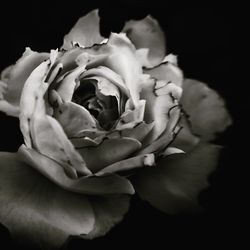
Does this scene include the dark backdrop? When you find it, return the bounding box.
[0,2,245,249]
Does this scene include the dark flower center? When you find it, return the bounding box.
[72,79,119,130]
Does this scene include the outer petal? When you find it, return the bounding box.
[180,79,232,141]
[0,48,49,116]
[19,50,58,147]
[122,15,166,66]
[0,152,95,249]
[133,143,222,214]
[62,9,105,50]
[81,195,130,239]
[18,145,135,195]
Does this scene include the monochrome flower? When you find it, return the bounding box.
[0,9,232,249]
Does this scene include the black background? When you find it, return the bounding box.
[0,1,246,249]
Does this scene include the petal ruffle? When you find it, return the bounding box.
[0,152,95,249]
[180,79,232,141]
[140,77,182,144]
[133,143,222,214]
[19,145,135,195]
[0,48,49,117]
[62,9,105,50]
[122,15,166,66]
[144,60,183,87]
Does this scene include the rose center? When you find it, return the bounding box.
[72,79,119,130]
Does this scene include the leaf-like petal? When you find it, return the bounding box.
[133,143,222,214]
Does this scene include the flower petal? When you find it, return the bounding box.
[31,114,91,177]
[81,195,130,239]
[122,15,166,66]
[76,137,142,173]
[133,143,222,214]
[82,33,143,108]
[53,101,98,138]
[55,64,86,102]
[140,77,182,144]
[0,48,49,117]
[95,154,155,176]
[19,145,135,195]
[62,9,105,50]
[0,152,95,249]
[145,61,183,87]
[180,79,232,141]
[19,50,58,147]
[81,66,128,96]
[171,113,200,152]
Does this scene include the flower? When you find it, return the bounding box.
[0,9,232,249]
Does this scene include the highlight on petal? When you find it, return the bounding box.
[180,79,232,141]
[0,48,49,117]
[0,152,95,249]
[81,195,130,239]
[18,145,135,195]
[133,143,222,214]
[122,15,166,66]
[62,9,105,50]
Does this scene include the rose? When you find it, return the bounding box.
[0,9,232,249]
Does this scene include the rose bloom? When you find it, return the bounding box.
[0,10,231,249]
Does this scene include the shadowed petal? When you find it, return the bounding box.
[171,114,200,152]
[62,9,105,50]
[0,152,95,249]
[122,15,166,66]
[180,79,232,141]
[133,143,222,214]
[18,145,135,195]
[82,195,130,239]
